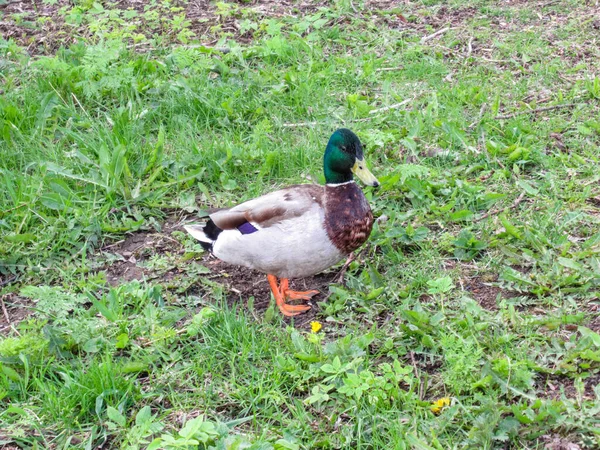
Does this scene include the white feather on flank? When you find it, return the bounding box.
[183,224,213,243]
[212,202,344,279]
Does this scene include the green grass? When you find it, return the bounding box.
[1,0,600,448]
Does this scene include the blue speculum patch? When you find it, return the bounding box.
[237,222,258,234]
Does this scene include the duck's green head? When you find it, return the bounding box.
[323,128,379,186]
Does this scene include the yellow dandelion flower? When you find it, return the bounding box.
[430,397,451,414]
[310,321,322,333]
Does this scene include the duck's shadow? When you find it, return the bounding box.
[96,226,340,330]
[200,257,338,328]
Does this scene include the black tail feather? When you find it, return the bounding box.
[201,219,223,252]
[203,219,223,240]
[199,241,213,252]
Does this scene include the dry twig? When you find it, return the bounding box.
[335,252,357,284]
[420,27,451,44]
[468,103,488,130]
[0,275,18,288]
[409,351,425,400]
[102,239,126,250]
[375,66,404,72]
[1,297,11,327]
[474,192,526,222]
[282,98,414,127]
[494,103,576,120]
[368,98,412,115]
[465,36,474,59]
[282,121,319,128]
[335,247,371,284]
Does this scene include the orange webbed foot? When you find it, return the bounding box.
[267,275,314,317]
[279,302,311,316]
[284,289,320,301]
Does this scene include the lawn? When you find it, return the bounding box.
[1,0,600,448]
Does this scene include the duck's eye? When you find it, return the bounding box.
[340,146,347,151]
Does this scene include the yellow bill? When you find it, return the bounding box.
[352,159,379,187]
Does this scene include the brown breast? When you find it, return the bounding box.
[324,182,374,254]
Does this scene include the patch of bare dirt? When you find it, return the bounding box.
[412,351,443,373]
[425,5,478,29]
[499,4,600,70]
[587,195,600,209]
[372,3,480,42]
[463,274,503,310]
[0,443,21,450]
[186,0,322,46]
[97,222,339,329]
[0,0,495,57]
[542,434,583,450]
[203,259,338,328]
[0,293,34,335]
[584,303,600,332]
[105,261,148,285]
[538,372,600,402]
[1,0,323,54]
[101,228,185,286]
[0,0,75,54]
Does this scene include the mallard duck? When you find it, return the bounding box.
[185,128,379,316]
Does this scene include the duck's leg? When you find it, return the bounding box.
[267,275,311,316]
[280,278,320,301]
